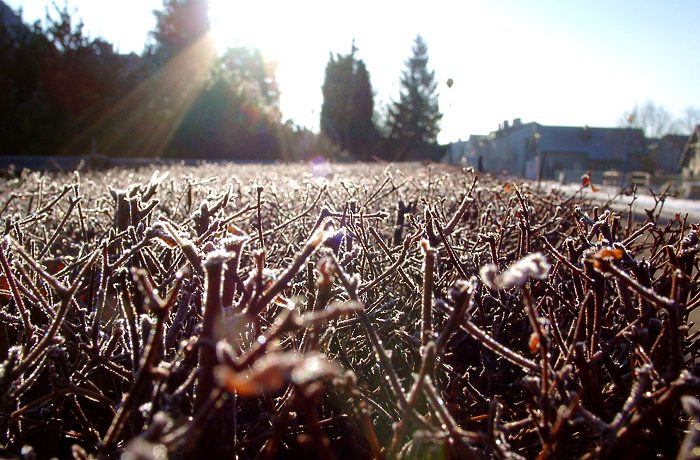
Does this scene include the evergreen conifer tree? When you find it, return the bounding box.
[387,35,442,160]
[320,42,377,160]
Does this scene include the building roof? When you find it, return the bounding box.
[533,124,645,162]
[0,1,29,41]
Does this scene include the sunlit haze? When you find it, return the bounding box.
[7,0,700,143]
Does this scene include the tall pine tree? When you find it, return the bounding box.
[387,35,442,160]
[320,42,377,160]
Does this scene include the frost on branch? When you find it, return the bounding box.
[479,252,550,289]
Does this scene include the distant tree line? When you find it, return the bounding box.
[0,3,147,155]
[0,0,319,160]
[0,0,445,161]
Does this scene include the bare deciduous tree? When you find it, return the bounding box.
[619,101,678,137]
[679,106,700,134]
[619,101,700,137]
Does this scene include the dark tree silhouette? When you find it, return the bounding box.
[168,47,284,160]
[0,13,60,154]
[43,6,143,129]
[387,35,442,161]
[0,3,144,155]
[321,42,377,160]
[149,0,210,65]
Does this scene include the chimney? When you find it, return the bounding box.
[503,120,509,130]
[513,118,522,128]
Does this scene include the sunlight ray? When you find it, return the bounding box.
[62,33,217,157]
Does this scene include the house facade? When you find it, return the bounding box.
[648,134,688,174]
[443,135,484,168]
[446,119,647,182]
[680,126,700,179]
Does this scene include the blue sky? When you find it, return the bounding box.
[6,0,700,143]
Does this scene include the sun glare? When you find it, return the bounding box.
[208,0,291,60]
[207,1,326,129]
